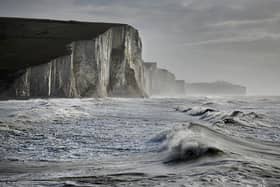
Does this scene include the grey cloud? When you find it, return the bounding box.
[183,32,280,46]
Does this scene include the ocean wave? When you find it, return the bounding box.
[175,105,272,128]
[175,106,217,116]
[164,140,222,163]
[151,124,223,163]
[151,123,280,164]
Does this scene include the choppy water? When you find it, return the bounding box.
[0,96,280,186]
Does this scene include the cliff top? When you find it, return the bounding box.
[0,17,127,71]
[0,17,133,88]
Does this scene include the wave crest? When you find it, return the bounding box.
[152,123,280,164]
[175,105,270,128]
[175,106,216,116]
[151,124,223,163]
[164,139,222,163]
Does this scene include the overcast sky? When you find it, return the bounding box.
[1,0,280,95]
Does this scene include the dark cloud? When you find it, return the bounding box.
[0,0,279,94]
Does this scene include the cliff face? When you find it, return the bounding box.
[109,26,145,97]
[143,62,186,97]
[73,30,112,97]
[143,62,157,96]
[152,68,177,96]
[0,18,146,98]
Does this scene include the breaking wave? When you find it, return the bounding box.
[175,105,272,128]
[151,123,280,164]
[151,123,223,163]
[175,106,216,116]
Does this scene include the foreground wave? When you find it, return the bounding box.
[152,123,280,165]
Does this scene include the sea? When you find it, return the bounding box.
[0,96,280,186]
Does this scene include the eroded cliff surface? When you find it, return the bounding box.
[109,26,145,97]
[143,62,186,97]
[0,18,146,98]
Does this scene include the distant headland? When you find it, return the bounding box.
[185,81,247,96]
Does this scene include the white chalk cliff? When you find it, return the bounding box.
[12,25,146,98]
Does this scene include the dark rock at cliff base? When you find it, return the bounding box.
[0,17,146,98]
